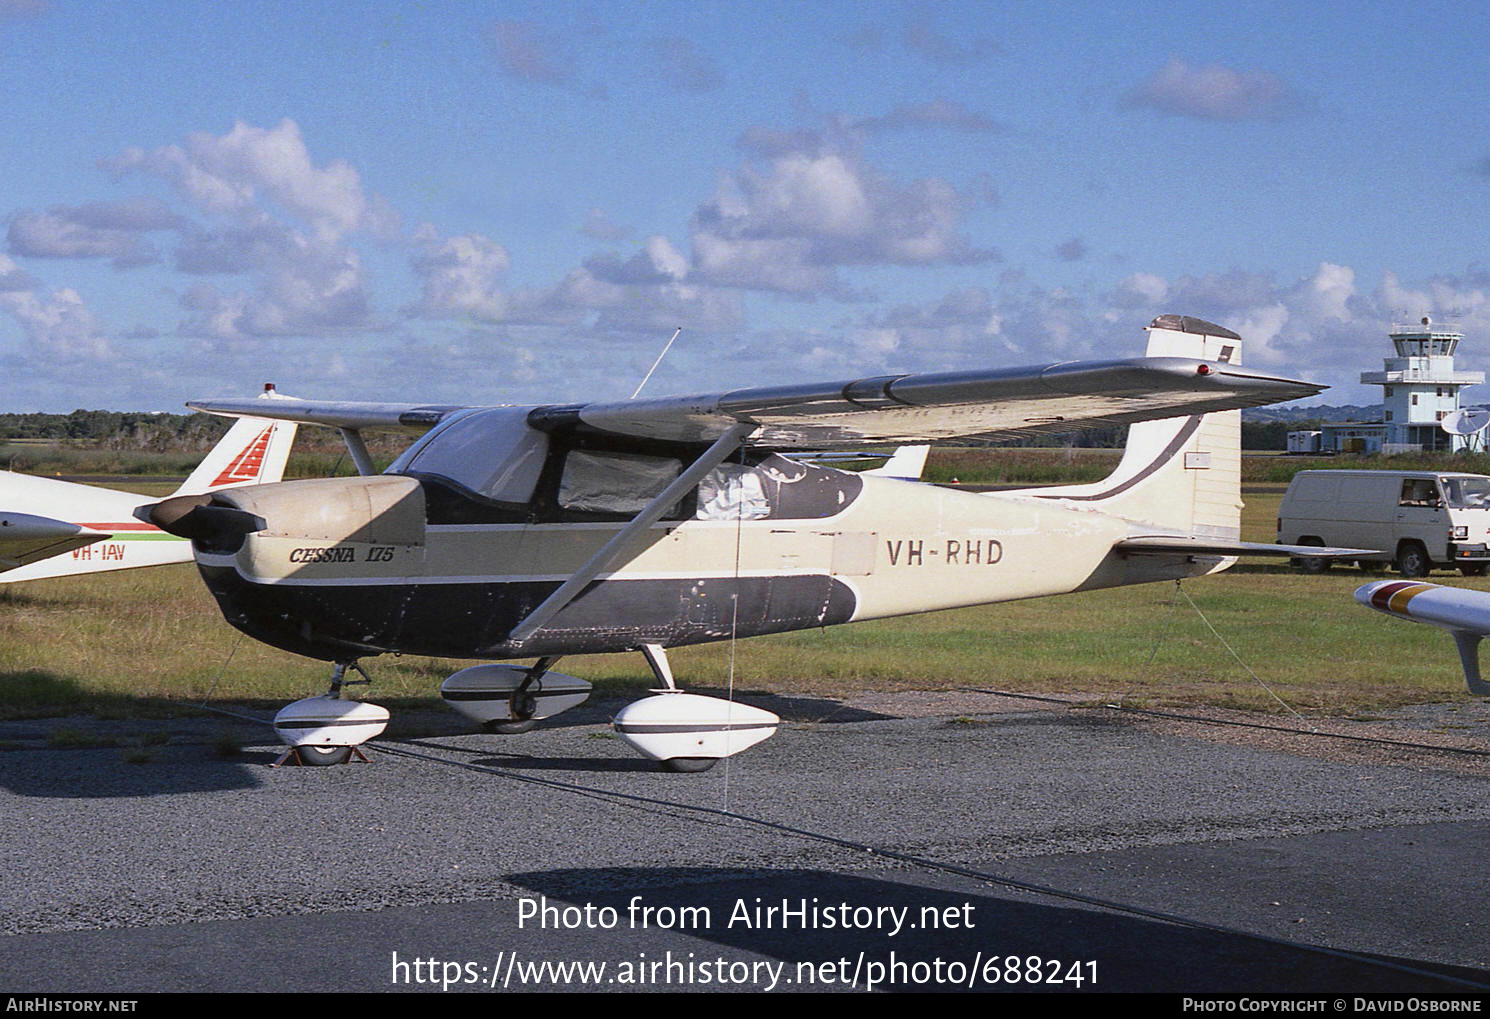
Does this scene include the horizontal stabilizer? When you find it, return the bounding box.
[1116,536,1376,558]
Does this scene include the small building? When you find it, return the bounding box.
[1318,421,1387,454]
[1286,430,1322,453]
[1320,318,1483,453]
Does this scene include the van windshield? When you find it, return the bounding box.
[1440,477,1490,509]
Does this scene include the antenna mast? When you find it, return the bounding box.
[630,326,682,400]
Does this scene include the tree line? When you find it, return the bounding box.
[0,411,230,450]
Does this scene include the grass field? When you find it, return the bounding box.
[0,482,1479,721]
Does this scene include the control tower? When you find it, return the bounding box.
[1359,316,1483,452]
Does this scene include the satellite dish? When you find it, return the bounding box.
[1442,408,1490,436]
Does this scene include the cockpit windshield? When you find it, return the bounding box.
[388,407,549,503]
[1441,476,1490,509]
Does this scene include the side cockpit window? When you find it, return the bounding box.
[389,407,549,504]
[395,415,867,524]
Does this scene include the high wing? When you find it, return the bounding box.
[184,396,469,434]
[189,356,1320,448]
[557,356,1319,446]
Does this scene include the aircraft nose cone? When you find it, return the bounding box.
[139,494,265,549]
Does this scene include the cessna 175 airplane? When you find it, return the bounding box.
[146,315,1344,769]
[0,392,297,583]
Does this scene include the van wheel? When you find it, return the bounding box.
[1396,543,1431,578]
[1298,538,1328,574]
[1459,563,1489,577]
[1358,561,1387,574]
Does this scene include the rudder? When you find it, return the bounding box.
[1015,315,1245,542]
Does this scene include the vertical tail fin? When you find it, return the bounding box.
[863,444,930,481]
[1019,315,1245,541]
[172,392,299,497]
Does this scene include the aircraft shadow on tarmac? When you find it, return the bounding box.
[513,693,899,729]
[0,742,264,798]
[498,866,1489,994]
[0,686,902,796]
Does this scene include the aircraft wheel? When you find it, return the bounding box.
[296,744,352,766]
[484,719,537,734]
[1396,543,1431,578]
[660,757,716,773]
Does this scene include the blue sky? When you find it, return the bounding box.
[3,0,1488,411]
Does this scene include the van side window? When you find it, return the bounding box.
[1399,479,1441,508]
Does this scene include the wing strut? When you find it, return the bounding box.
[508,422,756,644]
[338,428,376,476]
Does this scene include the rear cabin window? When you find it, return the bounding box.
[558,450,682,515]
[696,463,771,520]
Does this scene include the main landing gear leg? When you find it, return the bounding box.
[490,656,564,734]
[637,643,712,773]
[640,643,678,692]
[327,659,373,700]
[612,643,782,772]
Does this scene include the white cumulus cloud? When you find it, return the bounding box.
[691,141,993,296]
[1126,57,1302,121]
[409,227,512,322]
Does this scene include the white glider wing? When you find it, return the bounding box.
[0,399,299,581]
[0,512,110,571]
[1356,579,1490,695]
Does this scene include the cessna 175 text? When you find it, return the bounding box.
[0,394,297,583]
[148,316,1342,769]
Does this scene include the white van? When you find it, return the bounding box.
[1277,470,1490,576]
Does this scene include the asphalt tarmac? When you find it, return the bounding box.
[1,692,1488,994]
